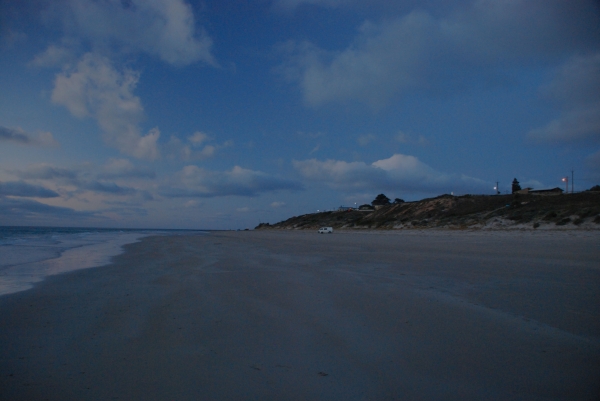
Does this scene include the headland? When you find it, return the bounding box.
[256,191,600,231]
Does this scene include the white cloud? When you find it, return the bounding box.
[53,0,215,66]
[188,131,210,145]
[528,53,600,143]
[294,158,387,189]
[30,1,219,161]
[161,165,303,198]
[133,128,161,160]
[528,107,600,143]
[283,13,439,106]
[281,1,600,107]
[52,53,160,159]
[29,43,76,68]
[99,158,156,179]
[293,153,488,194]
[166,132,230,161]
[270,201,286,208]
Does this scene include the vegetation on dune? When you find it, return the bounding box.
[371,194,391,206]
[256,191,600,231]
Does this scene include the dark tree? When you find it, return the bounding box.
[393,198,405,204]
[511,178,521,194]
[588,185,600,192]
[372,193,391,206]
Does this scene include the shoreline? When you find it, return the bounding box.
[0,232,147,297]
[0,229,210,298]
[1,230,599,400]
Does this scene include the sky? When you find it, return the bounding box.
[1,0,599,229]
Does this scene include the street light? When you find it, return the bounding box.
[562,177,568,193]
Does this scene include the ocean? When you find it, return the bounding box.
[0,226,206,296]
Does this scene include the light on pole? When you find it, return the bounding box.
[562,177,568,193]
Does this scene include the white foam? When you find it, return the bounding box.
[0,232,146,296]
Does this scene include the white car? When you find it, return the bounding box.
[318,227,333,234]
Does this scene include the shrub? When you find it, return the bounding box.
[372,194,391,206]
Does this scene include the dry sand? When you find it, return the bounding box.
[1,230,599,400]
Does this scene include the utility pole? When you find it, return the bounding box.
[495,181,500,195]
[571,169,574,193]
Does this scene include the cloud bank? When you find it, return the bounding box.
[0,180,85,225]
[51,0,215,66]
[0,181,59,198]
[37,0,219,159]
[281,1,600,107]
[52,53,160,160]
[0,126,58,147]
[162,165,304,198]
[13,159,154,197]
[528,53,600,144]
[0,197,97,225]
[294,153,487,194]
[165,132,231,161]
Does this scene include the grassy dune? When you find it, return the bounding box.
[257,192,600,230]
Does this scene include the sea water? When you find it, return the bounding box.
[0,226,205,296]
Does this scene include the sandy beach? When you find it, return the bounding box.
[1,230,599,400]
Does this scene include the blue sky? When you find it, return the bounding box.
[1,0,599,229]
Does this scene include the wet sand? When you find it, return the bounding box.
[1,230,599,400]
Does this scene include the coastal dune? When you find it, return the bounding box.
[1,230,599,400]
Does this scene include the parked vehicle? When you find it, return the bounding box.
[318,227,333,234]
